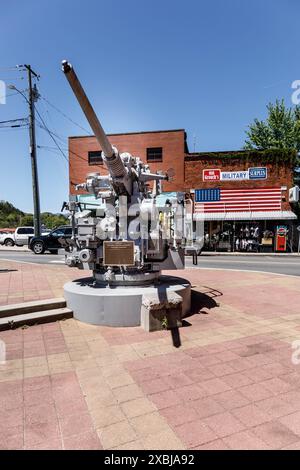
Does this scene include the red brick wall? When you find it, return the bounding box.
[184,157,294,211]
[69,130,186,195]
[69,132,295,212]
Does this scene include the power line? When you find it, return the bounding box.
[0,90,28,101]
[37,122,88,162]
[0,118,28,124]
[37,145,68,169]
[34,103,91,188]
[0,127,28,132]
[40,95,92,135]
[0,124,28,129]
[0,76,25,80]
[37,144,66,153]
[37,98,72,141]
[35,113,88,163]
[34,106,69,163]
[0,66,24,71]
[36,139,87,162]
[37,122,68,145]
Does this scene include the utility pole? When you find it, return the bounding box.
[24,64,41,237]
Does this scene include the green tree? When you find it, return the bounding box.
[21,215,34,226]
[41,212,67,229]
[244,99,300,152]
[0,200,67,229]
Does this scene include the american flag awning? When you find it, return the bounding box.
[194,187,283,213]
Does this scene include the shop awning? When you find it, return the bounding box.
[193,210,297,221]
[76,194,106,209]
[155,192,184,207]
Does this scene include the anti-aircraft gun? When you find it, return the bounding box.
[61,60,185,286]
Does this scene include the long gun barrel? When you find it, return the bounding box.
[61,60,126,179]
[62,60,113,158]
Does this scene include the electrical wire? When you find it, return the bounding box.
[0,125,28,130]
[0,118,27,124]
[0,127,28,132]
[32,98,90,183]
[40,95,92,135]
[0,66,24,71]
[36,118,88,163]
[34,90,91,165]
[0,76,25,81]
[0,90,28,102]
[34,108,69,163]
[37,145,68,169]
[35,105,89,182]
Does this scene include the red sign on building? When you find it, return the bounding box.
[203,169,221,181]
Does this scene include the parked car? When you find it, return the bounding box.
[0,227,35,247]
[0,231,15,247]
[14,226,35,246]
[29,226,72,254]
[0,227,53,247]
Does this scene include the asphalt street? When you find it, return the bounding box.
[187,254,300,277]
[0,250,299,276]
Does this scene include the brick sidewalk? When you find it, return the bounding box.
[0,260,90,305]
[1,261,300,449]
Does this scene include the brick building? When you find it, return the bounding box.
[68,130,297,252]
[184,150,297,252]
[69,129,187,194]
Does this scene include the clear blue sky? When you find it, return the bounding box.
[0,0,299,213]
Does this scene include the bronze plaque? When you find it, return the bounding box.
[103,241,135,266]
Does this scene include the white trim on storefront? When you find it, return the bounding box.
[193,210,297,221]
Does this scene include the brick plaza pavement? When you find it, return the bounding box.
[1,260,300,449]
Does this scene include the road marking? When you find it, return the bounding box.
[0,258,65,266]
[187,266,300,278]
[0,258,44,266]
[189,259,300,266]
[1,257,299,277]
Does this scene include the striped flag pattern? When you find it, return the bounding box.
[194,188,282,213]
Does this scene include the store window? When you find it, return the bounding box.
[202,220,290,253]
[203,221,263,252]
[234,223,261,252]
[146,147,163,162]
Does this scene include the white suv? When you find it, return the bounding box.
[14,227,35,246]
[0,231,15,247]
[0,227,35,247]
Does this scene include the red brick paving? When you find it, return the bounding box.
[1,260,300,449]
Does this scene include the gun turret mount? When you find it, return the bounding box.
[61,60,191,327]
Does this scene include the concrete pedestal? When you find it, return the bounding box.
[63,275,191,327]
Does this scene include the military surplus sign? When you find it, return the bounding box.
[203,167,267,182]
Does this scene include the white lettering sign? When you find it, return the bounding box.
[220,171,249,181]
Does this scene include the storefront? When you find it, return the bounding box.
[186,151,298,253]
[196,214,296,253]
[68,130,298,252]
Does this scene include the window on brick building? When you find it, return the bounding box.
[88,151,103,165]
[146,147,163,162]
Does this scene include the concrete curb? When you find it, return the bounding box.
[199,251,300,257]
[0,248,30,253]
[188,265,300,278]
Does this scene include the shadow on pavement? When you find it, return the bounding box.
[0,269,18,273]
[187,286,223,318]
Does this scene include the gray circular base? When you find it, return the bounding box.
[64,275,191,327]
